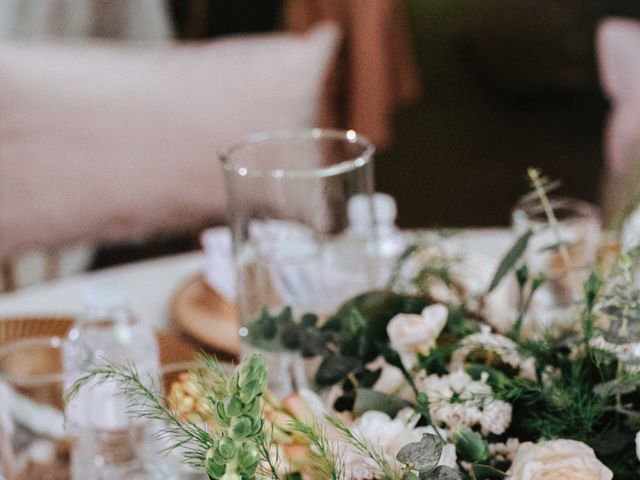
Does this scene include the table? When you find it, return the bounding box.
[0,229,514,328]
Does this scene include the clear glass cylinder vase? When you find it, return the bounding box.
[220,129,377,396]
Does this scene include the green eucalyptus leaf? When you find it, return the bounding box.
[396,433,442,472]
[453,427,490,463]
[314,355,361,386]
[422,465,463,480]
[488,229,533,292]
[352,388,411,417]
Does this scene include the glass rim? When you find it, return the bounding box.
[0,336,233,387]
[512,195,601,224]
[218,128,375,179]
[0,336,67,386]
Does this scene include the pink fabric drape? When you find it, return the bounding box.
[597,18,640,221]
[284,0,421,148]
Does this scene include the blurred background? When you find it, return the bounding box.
[2,0,640,289]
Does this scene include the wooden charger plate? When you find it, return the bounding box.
[170,275,241,359]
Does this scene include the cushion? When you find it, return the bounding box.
[0,24,339,258]
[597,18,640,220]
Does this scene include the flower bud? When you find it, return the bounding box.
[237,444,260,474]
[239,380,262,403]
[206,448,226,478]
[232,415,253,438]
[224,395,243,417]
[242,397,261,417]
[238,354,267,393]
[217,435,237,460]
[453,427,490,463]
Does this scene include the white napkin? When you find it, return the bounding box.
[201,227,236,302]
[0,380,66,440]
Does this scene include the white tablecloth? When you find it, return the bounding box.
[0,229,513,329]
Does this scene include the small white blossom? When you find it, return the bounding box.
[451,329,531,372]
[519,357,537,382]
[420,374,454,403]
[480,400,512,436]
[448,369,472,394]
[490,438,520,462]
[460,381,493,402]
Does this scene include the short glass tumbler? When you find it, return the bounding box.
[512,196,602,330]
[0,337,71,480]
[220,129,377,395]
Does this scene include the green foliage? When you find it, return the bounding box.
[67,355,271,480]
[396,434,464,480]
[452,428,489,464]
[288,419,344,480]
[488,229,533,293]
[352,389,412,417]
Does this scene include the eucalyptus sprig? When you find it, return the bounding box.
[396,434,463,480]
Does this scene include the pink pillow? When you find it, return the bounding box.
[597,18,640,219]
[0,24,339,258]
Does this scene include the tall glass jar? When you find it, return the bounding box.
[220,129,376,396]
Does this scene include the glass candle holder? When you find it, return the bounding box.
[220,129,377,395]
[511,196,602,331]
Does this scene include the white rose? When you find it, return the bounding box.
[367,357,407,395]
[480,400,512,436]
[507,439,613,480]
[636,431,640,461]
[387,304,448,369]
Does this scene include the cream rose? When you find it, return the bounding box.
[387,304,448,369]
[507,439,612,480]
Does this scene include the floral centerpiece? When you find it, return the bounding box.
[70,170,640,479]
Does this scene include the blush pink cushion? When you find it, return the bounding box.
[597,18,640,219]
[0,24,339,258]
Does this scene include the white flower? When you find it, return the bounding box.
[419,374,454,403]
[463,404,483,425]
[367,357,407,395]
[490,438,520,462]
[480,400,512,436]
[451,328,533,372]
[448,369,472,394]
[460,380,493,402]
[636,431,640,461]
[519,357,537,382]
[344,410,457,479]
[387,304,448,369]
[507,439,612,480]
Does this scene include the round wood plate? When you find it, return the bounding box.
[170,275,240,358]
[0,316,197,366]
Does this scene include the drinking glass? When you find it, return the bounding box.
[0,336,71,480]
[220,129,377,395]
[511,196,602,331]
